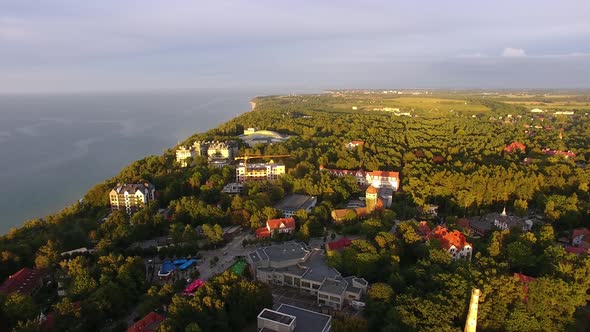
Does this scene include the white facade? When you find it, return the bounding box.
[236,162,285,183]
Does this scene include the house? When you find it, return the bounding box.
[109,183,156,215]
[128,312,166,332]
[223,182,244,194]
[430,226,473,261]
[504,142,526,153]
[514,273,536,302]
[330,208,367,223]
[257,304,332,332]
[0,268,43,296]
[236,161,286,183]
[346,140,365,149]
[325,237,352,251]
[542,148,576,159]
[493,208,533,232]
[256,218,296,238]
[319,166,368,186]
[366,171,400,190]
[248,243,368,310]
[274,195,317,218]
[417,221,432,239]
[572,228,590,247]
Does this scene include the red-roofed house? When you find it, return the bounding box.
[128,312,165,332]
[417,221,431,240]
[565,246,589,255]
[431,227,472,261]
[256,218,296,238]
[572,228,590,248]
[325,237,352,251]
[0,268,43,296]
[320,166,368,186]
[504,142,526,153]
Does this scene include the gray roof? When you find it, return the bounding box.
[276,304,331,332]
[261,243,309,263]
[344,276,362,294]
[319,277,347,296]
[113,183,154,194]
[275,195,316,212]
[301,250,340,283]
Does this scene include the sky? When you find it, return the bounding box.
[1,0,590,93]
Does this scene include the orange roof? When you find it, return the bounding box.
[431,227,471,251]
[349,140,365,145]
[354,207,368,217]
[128,312,165,332]
[366,185,378,194]
[266,217,296,230]
[0,268,41,295]
[256,227,271,238]
[331,209,350,219]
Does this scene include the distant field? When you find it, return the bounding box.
[503,100,590,111]
[331,97,490,114]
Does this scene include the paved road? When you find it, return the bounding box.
[198,232,254,280]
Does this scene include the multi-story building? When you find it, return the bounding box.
[320,167,400,191]
[0,268,43,296]
[257,304,332,332]
[236,161,285,183]
[109,183,155,215]
[176,140,237,167]
[248,243,368,310]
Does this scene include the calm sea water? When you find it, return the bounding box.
[0,89,261,234]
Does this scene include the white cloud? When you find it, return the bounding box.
[501,47,526,57]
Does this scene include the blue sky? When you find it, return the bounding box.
[1,0,589,93]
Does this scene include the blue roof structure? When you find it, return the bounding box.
[179,259,197,271]
[158,261,176,277]
[173,259,187,265]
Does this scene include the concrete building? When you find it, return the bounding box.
[236,161,285,183]
[109,183,156,215]
[223,182,244,194]
[239,128,288,147]
[274,195,317,218]
[249,243,368,310]
[320,167,400,191]
[257,304,332,332]
[175,146,195,167]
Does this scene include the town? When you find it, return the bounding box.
[1,91,589,332]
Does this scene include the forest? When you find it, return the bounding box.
[0,91,589,331]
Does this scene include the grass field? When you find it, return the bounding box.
[331,96,490,114]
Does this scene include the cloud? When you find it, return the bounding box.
[501,47,527,57]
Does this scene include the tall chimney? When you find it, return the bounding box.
[464,288,481,332]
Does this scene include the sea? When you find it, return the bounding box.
[0,89,269,234]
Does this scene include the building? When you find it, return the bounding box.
[325,237,352,251]
[239,128,288,147]
[223,182,244,194]
[572,228,590,247]
[430,226,473,261]
[127,312,165,332]
[504,142,526,153]
[0,268,43,296]
[249,243,368,310]
[468,209,533,236]
[530,108,545,113]
[256,218,296,238]
[493,208,533,232]
[346,140,364,149]
[542,148,576,159]
[236,161,285,183]
[274,195,317,218]
[257,304,332,332]
[319,167,400,191]
[366,185,392,212]
[157,259,198,282]
[330,208,367,223]
[110,183,156,215]
[176,140,237,167]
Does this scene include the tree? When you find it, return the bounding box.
[34,239,61,269]
[506,241,534,272]
[368,283,394,303]
[2,293,37,327]
[332,316,368,332]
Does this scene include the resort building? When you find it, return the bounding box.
[175,140,237,167]
[0,268,43,296]
[109,183,156,215]
[248,243,368,310]
[256,218,296,238]
[238,128,288,147]
[236,161,285,183]
[257,304,332,332]
[274,195,317,218]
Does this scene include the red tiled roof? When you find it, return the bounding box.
[565,246,589,255]
[573,228,590,239]
[417,221,431,238]
[266,218,296,230]
[0,267,42,295]
[349,140,365,145]
[514,273,536,302]
[504,142,526,153]
[256,227,271,238]
[326,237,352,251]
[457,218,471,230]
[128,312,165,332]
[431,227,471,251]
